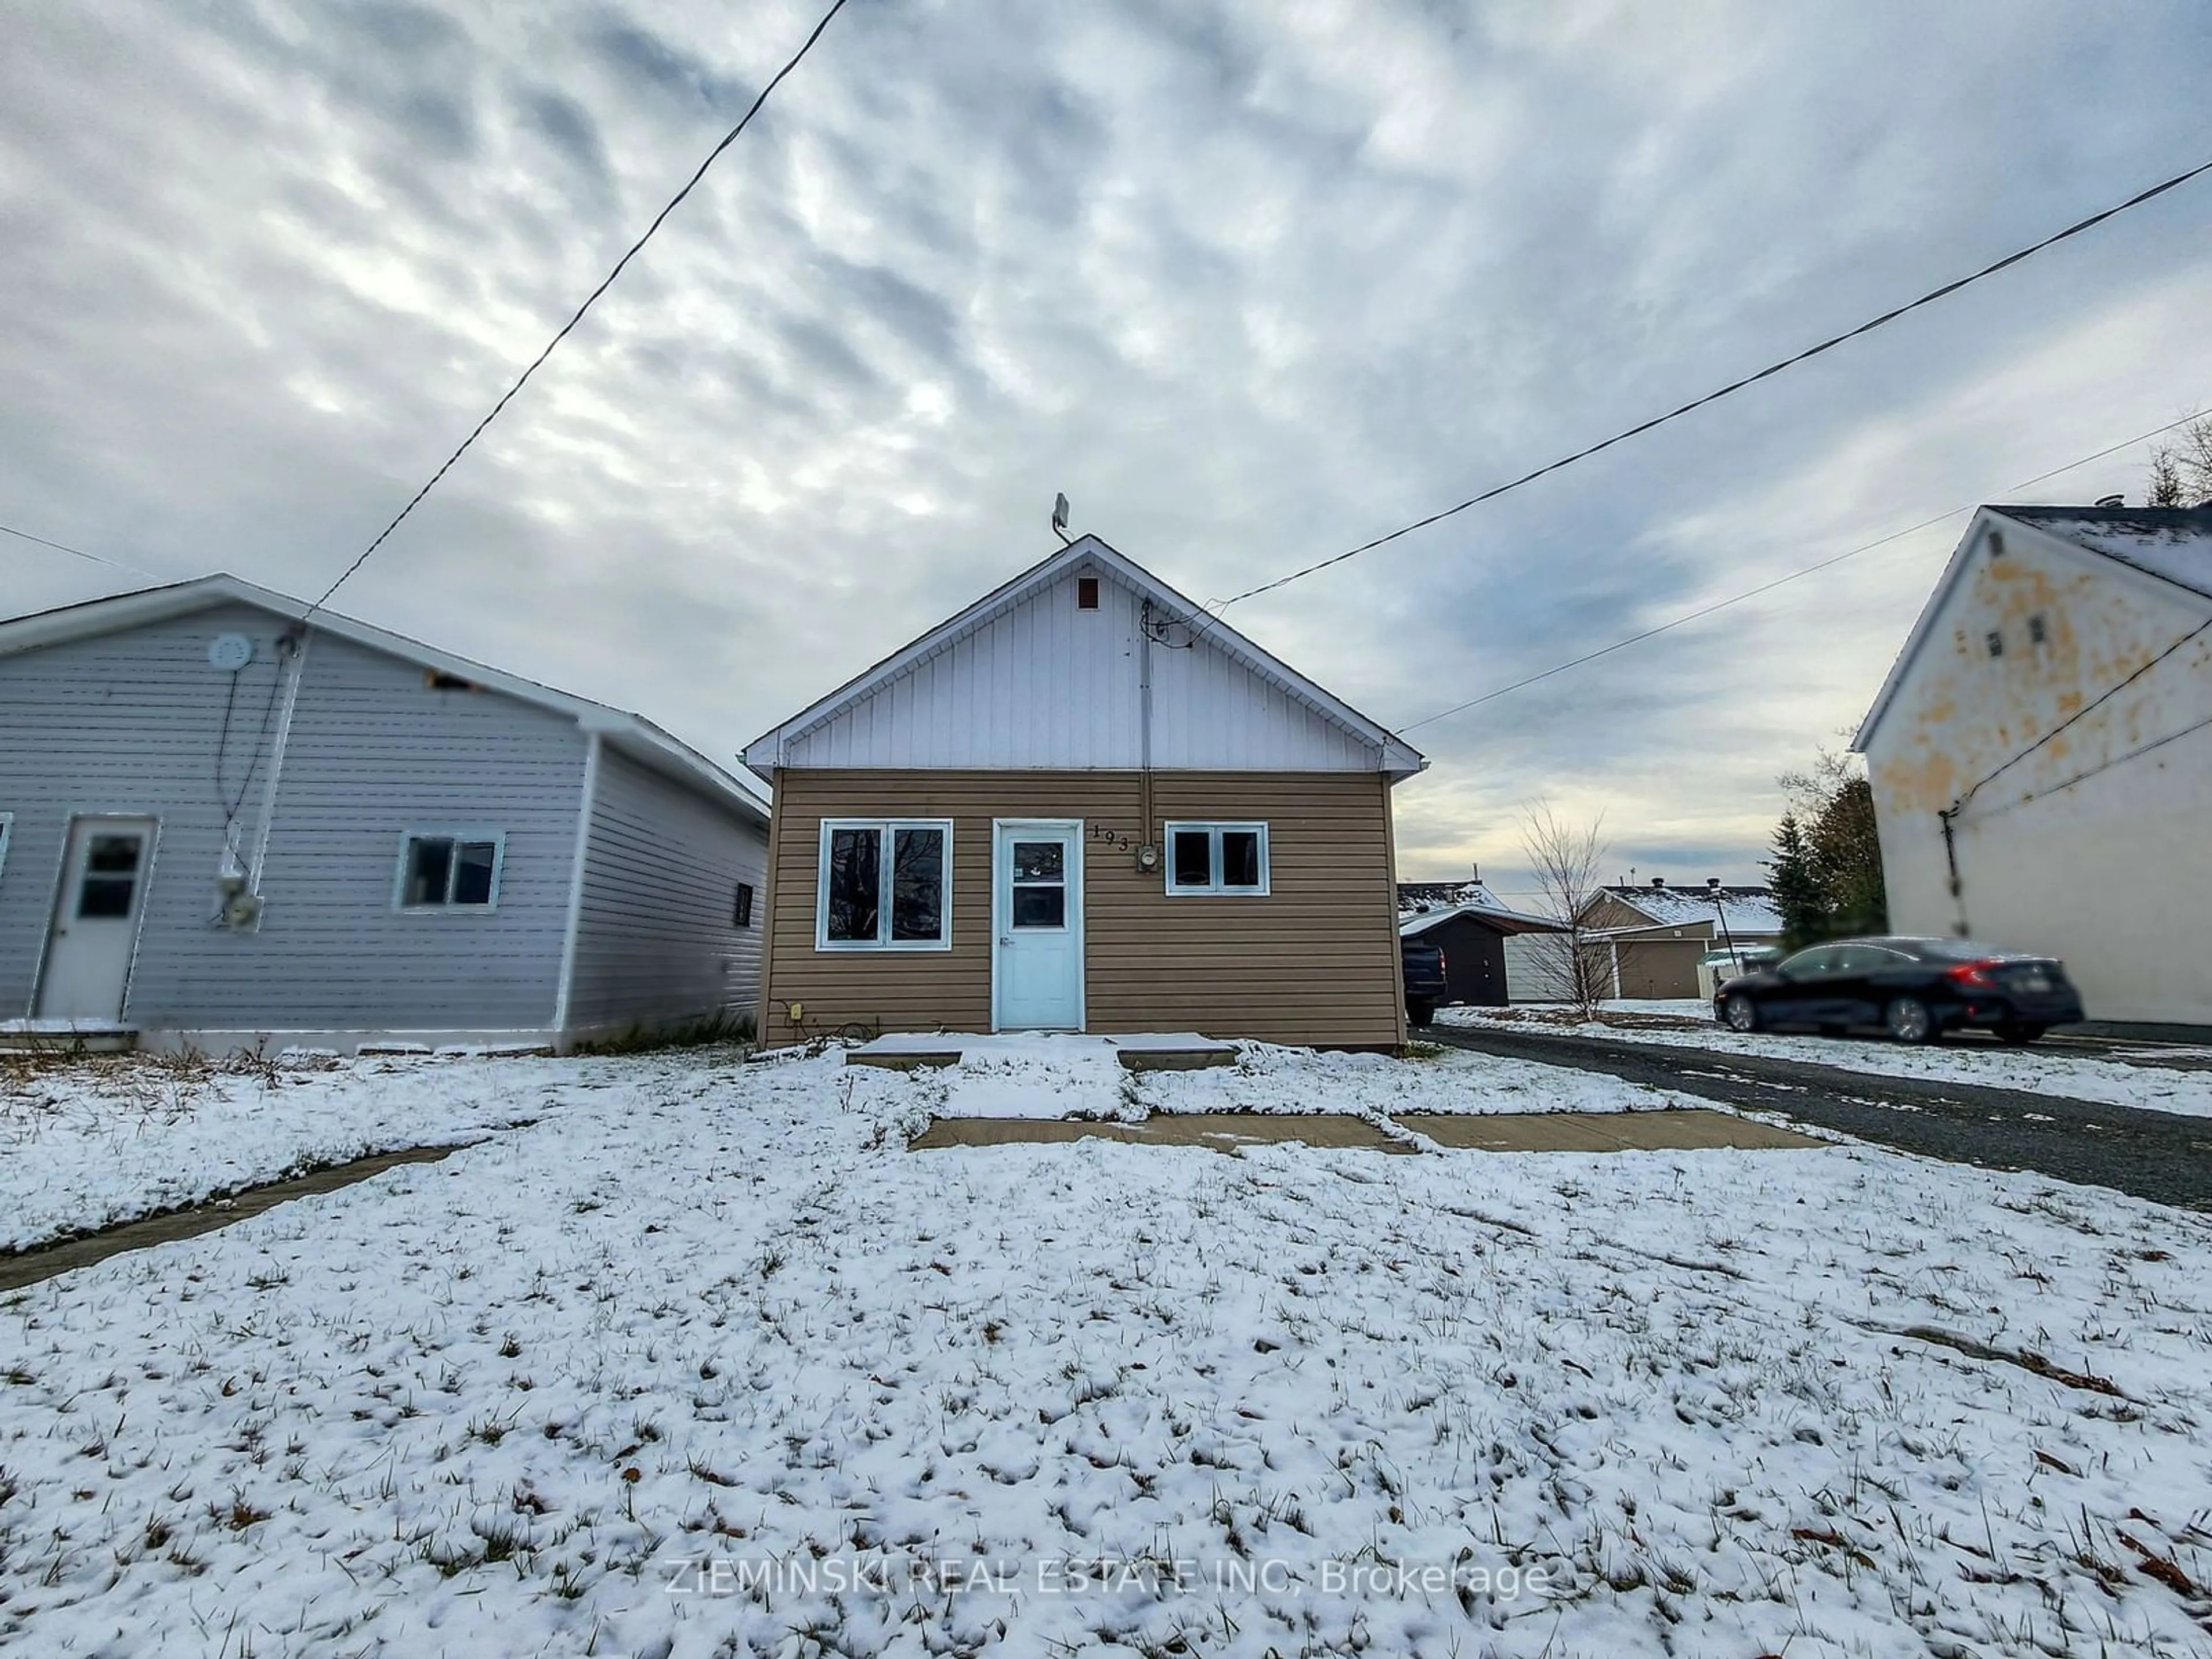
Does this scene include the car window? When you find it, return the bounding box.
[1780,946,1836,978]
[1831,945,1903,974]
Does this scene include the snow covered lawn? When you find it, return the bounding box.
[0,1050,557,1252]
[848,1035,1701,1128]
[2,1047,2209,1657]
[1449,1005,2212,1119]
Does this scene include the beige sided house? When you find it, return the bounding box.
[1578,881,1785,1000]
[741,536,1427,1048]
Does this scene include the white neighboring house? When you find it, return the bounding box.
[0,574,770,1054]
[1854,505,2212,1029]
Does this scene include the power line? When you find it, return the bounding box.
[1969,706,2212,823]
[306,0,853,619]
[1956,611,2212,815]
[0,520,154,577]
[1392,406,2210,736]
[1213,156,2212,613]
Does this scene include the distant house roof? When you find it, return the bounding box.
[1854,505,2212,750]
[0,573,769,825]
[1592,884,1784,936]
[741,534,1427,779]
[1396,880,1565,935]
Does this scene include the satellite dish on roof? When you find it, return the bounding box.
[1051,492,1071,545]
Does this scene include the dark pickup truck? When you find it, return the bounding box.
[1402,937,1448,1028]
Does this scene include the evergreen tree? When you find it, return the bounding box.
[1766,812,1825,949]
[1809,776,1888,936]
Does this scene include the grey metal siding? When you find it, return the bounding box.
[564,747,767,1032]
[0,602,586,1030]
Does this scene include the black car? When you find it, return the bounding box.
[1402,938,1448,1028]
[1714,937,2084,1045]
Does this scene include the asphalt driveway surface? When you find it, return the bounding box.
[1433,1024,2212,1211]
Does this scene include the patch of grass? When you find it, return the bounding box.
[573,1009,755,1055]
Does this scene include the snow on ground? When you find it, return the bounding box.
[1450,1005,2212,1119]
[3,1048,2210,1658]
[844,1037,1699,1129]
[1139,1040,1696,1117]
[0,1051,557,1252]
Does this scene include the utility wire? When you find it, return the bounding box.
[1392,406,2210,736]
[1955,612,2212,815]
[1214,156,2212,613]
[305,0,853,620]
[1968,706,2212,823]
[0,520,155,577]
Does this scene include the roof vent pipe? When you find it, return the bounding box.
[1706,877,1721,891]
[1652,875,1666,889]
[2096,494,2124,509]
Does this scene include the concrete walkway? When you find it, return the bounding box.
[911,1113,1412,1152]
[0,1143,469,1293]
[911,1108,1823,1154]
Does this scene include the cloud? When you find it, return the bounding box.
[4,0,2210,907]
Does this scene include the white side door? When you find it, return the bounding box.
[992,820,1084,1031]
[36,816,158,1021]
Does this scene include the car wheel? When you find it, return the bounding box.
[1407,1000,1435,1028]
[1885,997,1936,1045]
[1722,993,1760,1033]
[1995,1022,2047,1046]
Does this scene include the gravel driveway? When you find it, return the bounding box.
[1433,1024,2212,1210]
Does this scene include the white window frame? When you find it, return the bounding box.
[1162,820,1271,897]
[816,818,953,951]
[392,829,507,914]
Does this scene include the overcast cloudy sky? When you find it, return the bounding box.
[5,1,2209,897]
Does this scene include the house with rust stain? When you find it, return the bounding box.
[741,535,1427,1048]
[1853,505,2212,1030]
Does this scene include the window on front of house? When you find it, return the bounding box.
[817,820,952,949]
[733,881,755,928]
[1164,821,1270,896]
[396,832,503,910]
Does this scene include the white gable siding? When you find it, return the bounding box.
[777,569,1380,771]
[1865,525,2212,1024]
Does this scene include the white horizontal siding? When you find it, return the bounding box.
[781,569,1380,771]
[564,748,769,1033]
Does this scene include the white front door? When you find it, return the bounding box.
[36,816,158,1021]
[993,820,1084,1031]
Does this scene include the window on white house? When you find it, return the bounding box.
[1163,821,1270,896]
[397,833,503,910]
[733,881,755,928]
[2028,613,2048,646]
[818,820,951,948]
[1985,629,2004,658]
[0,813,12,885]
